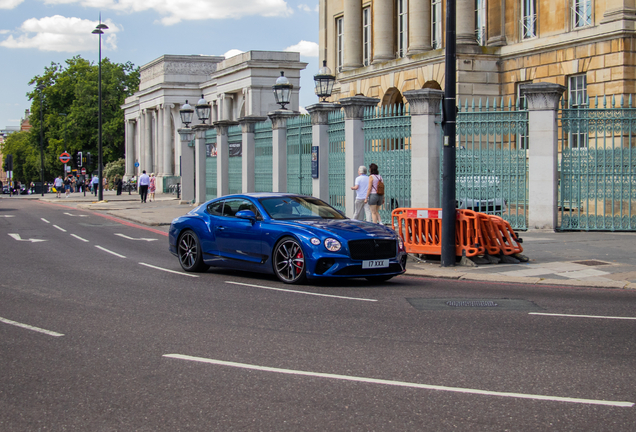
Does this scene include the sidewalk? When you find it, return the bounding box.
[5,190,635,290]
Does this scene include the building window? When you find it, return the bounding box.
[521,0,537,39]
[336,16,343,73]
[363,7,371,66]
[516,83,530,149]
[475,0,486,46]
[569,74,588,148]
[397,0,408,57]
[432,0,442,49]
[572,0,592,28]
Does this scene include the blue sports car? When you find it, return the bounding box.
[168,193,407,284]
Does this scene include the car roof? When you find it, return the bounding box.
[214,193,312,200]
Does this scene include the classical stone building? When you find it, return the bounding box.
[121,51,307,189]
[320,0,636,106]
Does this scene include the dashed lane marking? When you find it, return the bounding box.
[95,245,126,258]
[139,262,199,277]
[225,281,377,302]
[0,316,64,337]
[41,218,50,223]
[71,234,89,242]
[116,233,158,242]
[53,225,67,232]
[529,312,636,321]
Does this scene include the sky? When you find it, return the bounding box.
[0,0,320,129]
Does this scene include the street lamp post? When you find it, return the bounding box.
[36,84,45,196]
[313,61,336,102]
[272,71,293,110]
[92,17,108,201]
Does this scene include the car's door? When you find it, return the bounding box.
[214,198,265,264]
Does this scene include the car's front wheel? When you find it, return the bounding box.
[178,230,209,272]
[273,237,306,284]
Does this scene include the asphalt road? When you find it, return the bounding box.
[1,199,635,431]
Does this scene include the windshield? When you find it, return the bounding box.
[259,196,345,220]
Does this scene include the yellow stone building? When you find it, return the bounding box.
[320,0,636,105]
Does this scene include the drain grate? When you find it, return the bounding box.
[573,260,611,266]
[446,300,498,308]
[406,298,542,312]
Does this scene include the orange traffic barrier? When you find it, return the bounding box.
[482,215,523,255]
[455,209,484,257]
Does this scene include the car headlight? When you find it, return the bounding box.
[398,237,405,251]
[310,237,321,245]
[324,238,341,252]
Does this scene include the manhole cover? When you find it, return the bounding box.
[406,298,542,312]
[446,300,499,307]
[573,260,611,266]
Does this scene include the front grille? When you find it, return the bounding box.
[348,239,397,260]
[334,263,404,276]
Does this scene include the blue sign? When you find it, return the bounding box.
[311,146,319,179]
[134,161,140,167]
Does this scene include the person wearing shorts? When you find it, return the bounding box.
[365,163,384,224]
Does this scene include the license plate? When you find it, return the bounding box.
[362,259,389,269]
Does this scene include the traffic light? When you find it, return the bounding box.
[76,151,83,167]
[4,154,12,171]
[86,153,92,167]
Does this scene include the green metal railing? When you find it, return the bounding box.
[363,104,411,223]
[328,110,345,211]
[205,129,217,200]
[254,120,273,192]
[451,97,529,229]
[228,125,242,195]
[558,95,636,231]
[286,115,312,195]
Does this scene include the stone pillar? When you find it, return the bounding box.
[403,89,444,208]
[520,83,566,230]
[306,103,342,202]
[486,0,507,46]
[372,0,394,63]
[239,116,267,193]
[343,0,363,70]
[144,109,153,173]
[125,119,135,178]
[340,96,380,217]
[222,94,233,121]
[456,0,478,45]
[178,131,195,203]
[157,107,164,176]
[193,125,212,205]
[408,0,432,54]
[162,104,173,176]
[268,110,295,193]
[214,121,234,197]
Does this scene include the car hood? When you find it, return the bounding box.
[290,219,396,238]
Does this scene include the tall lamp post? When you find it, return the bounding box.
[92,17,108,201]
[313,61,336,102]
[36,84,45,196]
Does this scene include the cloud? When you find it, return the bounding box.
[41,0,294,25]
[298,3,318,13]
[224,49,244,59]
[0,0,24,9]
[0,30,10,34]
[284,40,318,57]
[0,15,120,52]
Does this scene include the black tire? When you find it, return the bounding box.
[365,275,394,283]
[178,230,209,272]
[273,236,307,284]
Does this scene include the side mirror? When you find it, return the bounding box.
[235,210,257,223]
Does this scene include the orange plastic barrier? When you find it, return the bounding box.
[391,208,523,257]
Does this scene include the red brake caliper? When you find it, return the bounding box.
[295,250,304,275]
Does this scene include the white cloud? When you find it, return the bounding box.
[0,15,120,52]
[298,3,318,13]
[41,0,294,25]
[0,0,24,9]
[0,30,10,34]
[284,40,318,57]
[224,49,244,59]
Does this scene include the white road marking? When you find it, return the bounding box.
[71,234,89,243]
[64,212,88,217]
[41,218,50,223]
[95,245,126,258]
[529,312,636,321]
[115,233,158,242]
[139,262,199,278]
[0,215,15,218]
[225,281,377,302]
[0,316,64,337]
[53,225,67,232]
[8,233,47,243]
[163,354,634,408]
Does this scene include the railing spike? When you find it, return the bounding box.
[603,94,607,108]
[594,95,598,109]
[612,94,616,108]
[630,94,633,108]
[621,94,625,108]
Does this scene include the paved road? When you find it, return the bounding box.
[1,200,635,430]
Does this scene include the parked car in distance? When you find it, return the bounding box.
[169,193,407,284]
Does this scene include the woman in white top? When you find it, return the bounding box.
[364,163,384,224]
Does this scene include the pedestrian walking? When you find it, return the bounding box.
[351,165,371,221]
[103,176,108,192]
[365,163,385,224]
[64,175,72,198]
[138,170,150,203]
[115,175,123,195]
[54,176,63,198]
[91,174,99,196]
[148,173,156,202]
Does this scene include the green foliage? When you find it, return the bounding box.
[0,131,38,181]
[8,56,139,183]
[104,158,125,180]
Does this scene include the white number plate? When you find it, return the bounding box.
[362,259,389,269]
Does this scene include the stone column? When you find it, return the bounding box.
[144,109,153,173]
[408,0,432,54]
[306,103,341,202]
[193,125,212,205]
[340,96,380,217]
[125,119,135,179]
[372,0,394,63]
[486,0,507,46]
[403,89,444,208]
[178,131,195,204]
[221,94,233,121]
[456,0,478,45]
[214,120,234,197]
[162,104,173,176]
[157,107,164,176]
[343,0,363,70]
[239,116,267,193]
[520,83,566,230]
[268,110,295,193]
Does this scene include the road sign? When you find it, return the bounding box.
[59,152,71,163]
[81,167,86,174]
[134,161,140,167]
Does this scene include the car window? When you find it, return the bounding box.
[222,199,261,219]
[207,200,224,216]
[259,196,344,220]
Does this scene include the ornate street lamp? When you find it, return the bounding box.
[313,61,336,102]
[92,16,108,201]
[272,71,293,110]
[195,95,211,124]
[180,100,194,127]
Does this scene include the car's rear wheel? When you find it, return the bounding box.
[178,230,209,272]
[365,275,394,283]
[273,237,306,284]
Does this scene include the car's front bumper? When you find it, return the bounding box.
[306,252,407,279]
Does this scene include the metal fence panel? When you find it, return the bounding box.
[328,110,345,211]
[205,129,217,200]
[286,115,312,195]
[254,120,273,192]
[228,125,242,195]
[558,95,636,231]
[363,105,411,223]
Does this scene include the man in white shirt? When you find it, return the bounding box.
[91,175,99,196]
[138,170,150,203]
[350,165,371,221]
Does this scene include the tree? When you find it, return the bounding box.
[10,56,139,183]
[0,131,38,182]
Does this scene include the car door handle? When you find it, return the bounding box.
[216,226,226,231]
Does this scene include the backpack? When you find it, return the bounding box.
[374,175,385,195]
